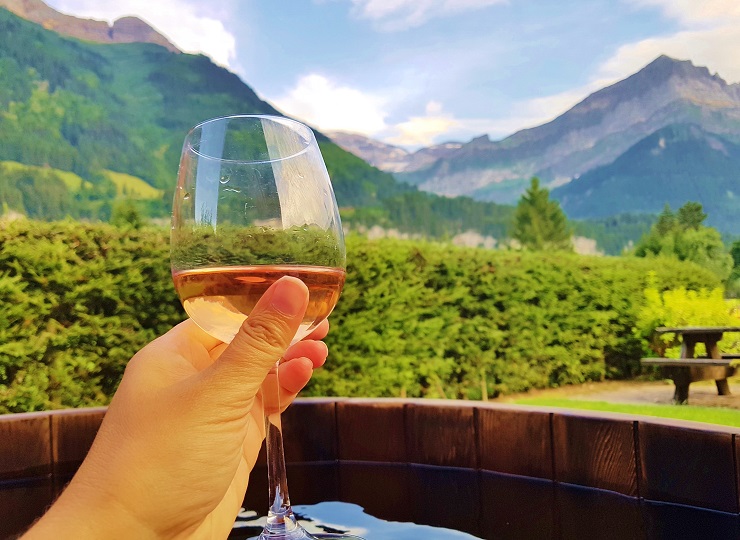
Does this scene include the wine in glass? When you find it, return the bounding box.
[170,115,361,540]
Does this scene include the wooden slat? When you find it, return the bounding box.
[280,399,338,464]
[656,326,740,334]
[0,479,54,539]
[641,357,733,367]
[0,412,51,482]
[639,422,737,513]
[477,406,553,479]
[480,472,555,540]
[405,402,477,468]
[556,483,645,540]
[552,413,638,496]
[407,465,481,538]
[51,408,105,479]
[336,401,406,463]
[339,462,410,523]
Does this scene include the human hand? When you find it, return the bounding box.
[25,276,327,539]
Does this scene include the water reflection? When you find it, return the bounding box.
[232,501,481,539]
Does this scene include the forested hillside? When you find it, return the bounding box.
[0,7,532,245]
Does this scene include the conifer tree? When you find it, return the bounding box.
[512,177,572,251]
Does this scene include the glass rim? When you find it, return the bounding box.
[185,114,316,165]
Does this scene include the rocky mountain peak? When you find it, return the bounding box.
[0,0,179,52]
[641,55,714,82]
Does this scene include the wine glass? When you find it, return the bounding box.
[170,115,362,540]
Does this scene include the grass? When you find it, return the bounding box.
[103,170,164,199]
[514,397,740,428]
[1,160,89,190]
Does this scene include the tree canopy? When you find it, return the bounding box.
[512,177,572,251]
[634,202,733,280]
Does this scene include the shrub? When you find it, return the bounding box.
[0,222,722,411]
[0,220,182,412]
[312,236,720,399]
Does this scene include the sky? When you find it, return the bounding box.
[44,0,740,150]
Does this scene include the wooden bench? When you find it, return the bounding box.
[640,357,736,404]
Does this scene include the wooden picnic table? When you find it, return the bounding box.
[640,326,740,404]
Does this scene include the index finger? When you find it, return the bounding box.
[304,319,330,341]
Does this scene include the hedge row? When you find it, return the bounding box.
[312,237,719,399]
[0,220,720,412]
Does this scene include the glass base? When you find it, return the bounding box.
[249,533,363,540]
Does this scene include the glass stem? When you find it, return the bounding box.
[261,361,300,538]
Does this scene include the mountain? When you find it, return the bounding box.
[0,4,411,219]
[0,4,522,245]
[390,56,740,205]
[553,123,740,232]
[0,0,178,51]
[327,130,462,173]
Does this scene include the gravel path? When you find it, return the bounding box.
[497,379,740,409]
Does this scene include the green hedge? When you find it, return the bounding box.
[0,220,182,412]
[313,236,720,399]
[0,221,720,412]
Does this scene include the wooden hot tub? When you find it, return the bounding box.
[2,398,740,539]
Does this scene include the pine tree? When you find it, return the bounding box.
[512,177,572,251]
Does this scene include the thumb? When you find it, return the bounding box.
[202,276,309,405]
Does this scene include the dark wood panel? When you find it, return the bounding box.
[642,500,739,540]
[639,422,737,513]
[553,413,638,496]
[281,399,338,464]
[477,406,553,479]
[50,408,105,478]
[242,463,340,516]
[556,483,645,540]
[480,471,555,540]
[407,464,481,538]
[339,462,410,523]
[0,412,51,481]
[0,478,54,539]
[405,402,477,468]
[336,401,406,462]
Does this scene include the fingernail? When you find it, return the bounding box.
[270,277,308,317]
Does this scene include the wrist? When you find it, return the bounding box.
[23,475,160,540]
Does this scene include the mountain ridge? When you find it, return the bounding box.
[0,0,178,51]
[335,56,740,207]
[552,122,740,233]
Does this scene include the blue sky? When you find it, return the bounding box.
[46,1,740,149]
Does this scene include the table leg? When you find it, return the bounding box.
[707,336,731,396]
[673,382,690,404]
[707,339,721,359]
[672,370,691,404]
[680,337,696,360]
[716,379,731,395]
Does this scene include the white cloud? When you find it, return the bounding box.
[628,0,740,26]
[381,100,462,147]
[595,26,740,84]
[271,74,389,134]
[47,0,238,68]
[348,0,507,31]
[605,0,740,83]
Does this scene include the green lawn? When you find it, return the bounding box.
[513,397,740,428]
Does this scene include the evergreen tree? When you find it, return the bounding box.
[676,201,707,230]
[655,204,676,236]
[512,177,572,251]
